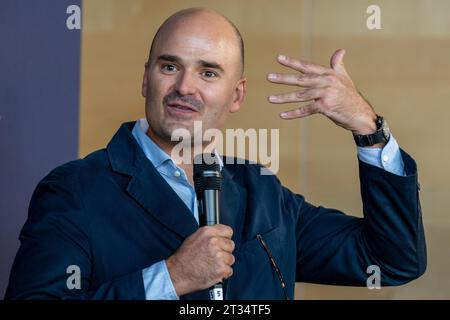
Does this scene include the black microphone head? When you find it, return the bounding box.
[193,153,222,194]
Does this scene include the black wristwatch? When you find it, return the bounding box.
[353,115,390,147]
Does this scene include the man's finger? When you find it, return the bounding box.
[277,54,328,75]
[330,49,349,76]
[222,252,235,266]
[268,89,322,104]
[279,103,317,120]
[224,267,233,280]
[220,239,235,253]
[267,73,324,88]
[206,224,233,238]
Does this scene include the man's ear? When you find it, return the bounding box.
[229,78,247,113]
[141,62,149,98]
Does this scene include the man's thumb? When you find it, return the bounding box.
[330,49,348,75]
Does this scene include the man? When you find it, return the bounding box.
[5,8,426,300]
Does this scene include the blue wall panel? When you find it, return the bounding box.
[0,0,81,297]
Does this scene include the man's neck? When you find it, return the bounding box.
[146,127,178,159]
[145,127,206,186]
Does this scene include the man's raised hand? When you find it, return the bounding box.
[267,49,378,136]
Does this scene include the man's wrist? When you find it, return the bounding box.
[166,256,189,297]
[352,113,386,148]
[353,113,390,148]
[351,112,377,136]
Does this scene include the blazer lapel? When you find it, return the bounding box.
[220,165,246,249]
[126,163,199,240]
[219,163,246,299]
[107,122,198,240]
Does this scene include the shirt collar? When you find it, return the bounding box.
[132,118,172,169]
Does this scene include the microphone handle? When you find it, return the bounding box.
[203,189,220,225]
[200,189,224,300]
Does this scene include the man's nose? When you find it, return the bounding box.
[175,71,197,96]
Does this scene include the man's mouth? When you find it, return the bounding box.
[166,101,199,114]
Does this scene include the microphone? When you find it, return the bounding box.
[193,153,223,300]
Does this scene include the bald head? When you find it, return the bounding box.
[149,8,244,77]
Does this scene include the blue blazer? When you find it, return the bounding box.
[5,122,426,300]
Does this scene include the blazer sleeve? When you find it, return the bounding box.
[290,149,426,286]
[5,166,146,300]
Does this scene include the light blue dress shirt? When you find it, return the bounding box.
[132,118,405,300]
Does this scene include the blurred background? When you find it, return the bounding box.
[1,0,449,299]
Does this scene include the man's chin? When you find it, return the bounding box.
[163,124,195,143]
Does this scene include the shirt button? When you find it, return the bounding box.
[174,170,181,177]
[382,155,389,162]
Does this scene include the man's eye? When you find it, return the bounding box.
[161,64,178,73]
[202,70,218,78]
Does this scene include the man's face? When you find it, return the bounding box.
[142,15,246,146]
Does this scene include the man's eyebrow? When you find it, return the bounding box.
[198,60,225,73]
[156,55,225,73]
[157,54,180,63]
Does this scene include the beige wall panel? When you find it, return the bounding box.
[298,0,450,299]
